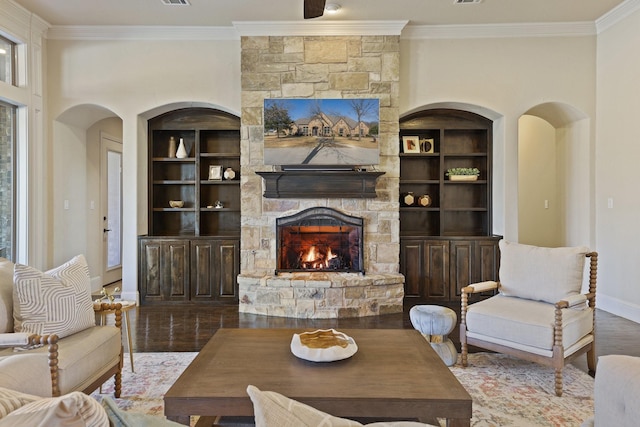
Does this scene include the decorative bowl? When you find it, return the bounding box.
[169,200,184,208]
[290,329,358,362]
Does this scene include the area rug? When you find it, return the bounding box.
[92,352,594,427]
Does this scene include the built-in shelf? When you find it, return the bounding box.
[256,170,385,199]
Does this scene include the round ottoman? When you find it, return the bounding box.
[409,305,458,366]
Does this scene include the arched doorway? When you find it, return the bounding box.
[53,104,123,294]
[518,102,592,247]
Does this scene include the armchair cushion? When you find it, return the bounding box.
[466,294,593,356]
[0,354,53,397]
[13,255,95,339]
[498,240,589,304]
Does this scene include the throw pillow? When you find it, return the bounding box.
[0,386,39,419]
[0,391,108,427]
[498,240,589,304]
[246,385,432,427]
[13,255,96,339]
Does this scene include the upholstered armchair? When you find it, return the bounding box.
[0,256,124,398]
[460,240,598,396]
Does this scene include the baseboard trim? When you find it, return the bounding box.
[598,293,640,324]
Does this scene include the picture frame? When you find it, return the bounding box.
[208,165,223,181]
[402,136,420,153]
[420,138,434,154]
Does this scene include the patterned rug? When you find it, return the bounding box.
[92,352,594,426]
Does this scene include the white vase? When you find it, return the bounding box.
[176,138,188,159]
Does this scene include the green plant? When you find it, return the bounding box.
[446,167,479,177]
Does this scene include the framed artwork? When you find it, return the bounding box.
[263,98,380,168]
[208,165,222,181]
[420,138,434,153]
[402,136,420,153]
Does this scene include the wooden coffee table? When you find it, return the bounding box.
[164,328,471,426]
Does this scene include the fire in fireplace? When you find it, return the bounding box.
[276,207,364,274]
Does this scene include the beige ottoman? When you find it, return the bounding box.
[409,305,458,366]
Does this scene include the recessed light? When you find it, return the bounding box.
[325,3,342,14]
[160,0,190,5]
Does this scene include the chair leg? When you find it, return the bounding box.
[554,368,563,397]
[114,371,122,398]
[587,346,596,375]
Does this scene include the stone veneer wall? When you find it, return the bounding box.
[238,35,403,318]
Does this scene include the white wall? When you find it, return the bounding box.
[596,8,640,322]
[399,36,597,242]
[45,39,241,300]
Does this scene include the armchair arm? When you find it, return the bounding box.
[0,332,34,347]
[558,294,588,309]
[461,280,499,295]
[93,302,123,330]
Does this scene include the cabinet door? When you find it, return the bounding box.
[162,240,190,301]
[400,239,424,298]
[191,239,239,302]
[139,239,162,302]
[423,240,449,300]
[450,241,474,299]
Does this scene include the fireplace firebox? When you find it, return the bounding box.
[276,207,364,274]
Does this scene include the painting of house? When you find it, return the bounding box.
[263,98,379,167]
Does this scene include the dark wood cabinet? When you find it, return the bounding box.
[140,108,241,304]
[139,236,240,304]
[399,109,500,302]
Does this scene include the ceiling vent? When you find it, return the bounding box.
[454,0,482,3]
[161,0,190,5]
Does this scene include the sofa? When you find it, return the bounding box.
[0,256,123,398]
[581,355,640,427]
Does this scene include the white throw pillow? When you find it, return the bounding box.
[0,386,39,419]
[498,240,589,304]
[0,391,108,427]
[246,385,433,427]
[13,255,96,339]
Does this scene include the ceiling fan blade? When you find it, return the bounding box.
[304,0,326,19]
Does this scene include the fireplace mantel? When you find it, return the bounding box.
[256,170,385,199]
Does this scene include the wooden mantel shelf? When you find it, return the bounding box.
[256,170,385,199]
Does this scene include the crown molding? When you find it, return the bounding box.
[0,0,49,42]
[401,21,596,40]
[46,25,239,41]
[42,18,609,42]
[233,20,408,36]
[596,0,640,33]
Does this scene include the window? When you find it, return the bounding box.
[0,101,15,260]
[0,35,15,85]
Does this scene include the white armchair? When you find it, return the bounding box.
[460,240,597,396]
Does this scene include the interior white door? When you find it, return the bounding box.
[101,133,123,285]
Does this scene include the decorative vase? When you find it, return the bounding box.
[418,194,432,207]
[402,192,415,206]
[223,167,236,180]
[176,138,188,159]
[168,136,176,158]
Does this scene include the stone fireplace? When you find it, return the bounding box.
[236,29,405,318]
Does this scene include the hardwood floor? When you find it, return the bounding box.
[123,300,640,375]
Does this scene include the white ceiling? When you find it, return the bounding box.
[10,0,629,28]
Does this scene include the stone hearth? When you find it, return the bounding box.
[238,34,402,318]
[238,272,404,318]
